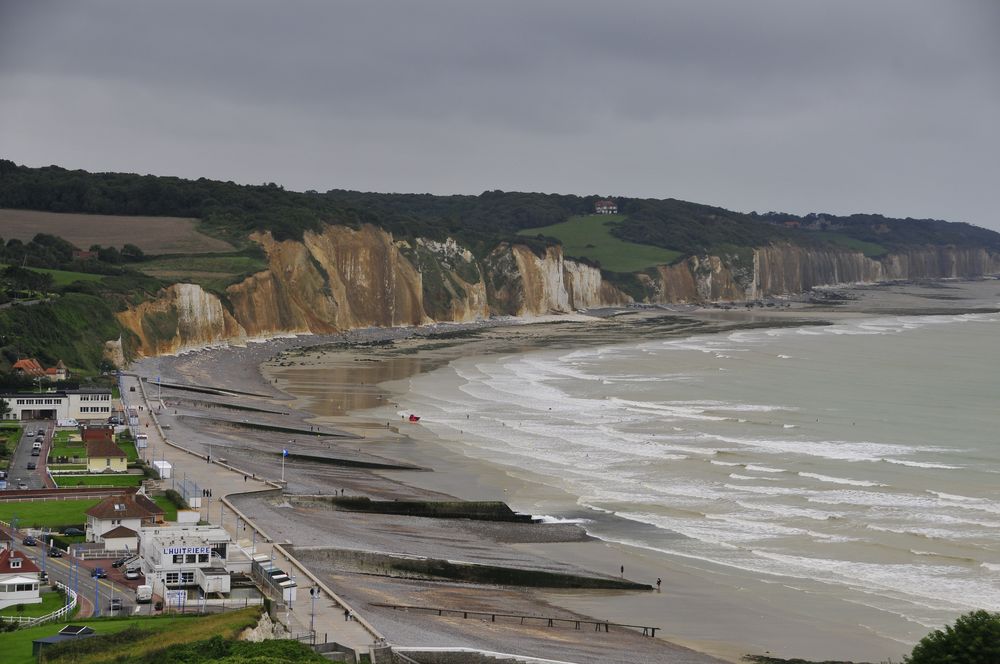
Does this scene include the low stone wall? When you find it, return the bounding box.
[295,548,651,590]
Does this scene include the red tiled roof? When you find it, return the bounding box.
[12,359,45,376]
[0,548,40,574]
[85,494,157,520]
[133,492,165,516]
[101,526,138,539]
[85,440,126,459]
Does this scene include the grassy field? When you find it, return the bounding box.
[813,231,887,257]
[518,214,682,272]
[0,608,261,664]
[0,264,105,286]
[0,590,67,618]
[0,499,97,529]
[54,475,144,488]
[0,209,235,255]
[136,253,267,292]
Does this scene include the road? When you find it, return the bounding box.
[6,419,50,491]
[3,529,144,618]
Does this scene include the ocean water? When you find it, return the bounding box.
[381,292,1000,635]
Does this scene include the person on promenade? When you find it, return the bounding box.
[656,577,662,592]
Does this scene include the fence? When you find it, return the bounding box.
[0,582,78,628]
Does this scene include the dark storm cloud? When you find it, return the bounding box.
[1,1,997,229]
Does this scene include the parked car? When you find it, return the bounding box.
[108,598,123,611]
[17,481,27,490]
[63,527,85,536]
[34,436,44,443]
[47,547,63,557]
[26,461,36,470]
[124,568,141,580]
[22,535,37,546]
[30,448,40,456]
[112,556,130,568]
[91,567,107,579]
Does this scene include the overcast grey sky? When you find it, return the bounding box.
[1,1,997,230]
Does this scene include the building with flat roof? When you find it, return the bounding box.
[138,524,243,598]
[0,389,112,421]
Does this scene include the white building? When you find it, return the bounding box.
[0,389,113,422]
[0,548,41,611]
[138,525,242,597]
[594,198,618,215]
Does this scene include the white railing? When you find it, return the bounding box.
[0,583,77,627]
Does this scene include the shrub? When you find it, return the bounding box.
[905,610,1000,664]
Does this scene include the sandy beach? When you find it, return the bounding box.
[133,280,1000,663]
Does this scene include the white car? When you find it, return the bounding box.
[124,568,142,580]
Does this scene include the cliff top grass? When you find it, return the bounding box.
[519,214,683,271]
[135,252,268,293]
[0,263,104,286]
[811,231,887,257]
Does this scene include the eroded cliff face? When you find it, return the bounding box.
[116,226,1000,358]
[119,226,624,356]
[754,245,1000,296]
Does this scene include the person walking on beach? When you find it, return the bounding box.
[620,565,624,577]
[344,608,350,621]
[656,577,662,592]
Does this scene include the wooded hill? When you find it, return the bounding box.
[3,160,998,258]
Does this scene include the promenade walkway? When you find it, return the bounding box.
[118,373,376,654]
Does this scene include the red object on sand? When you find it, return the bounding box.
[408,414,421,422]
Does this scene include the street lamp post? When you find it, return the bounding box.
[309,587,317,636]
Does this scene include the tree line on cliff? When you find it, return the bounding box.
[2,160,997,257]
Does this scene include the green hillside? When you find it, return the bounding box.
[519,214,682,271]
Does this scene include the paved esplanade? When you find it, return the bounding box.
[118,373,376,651]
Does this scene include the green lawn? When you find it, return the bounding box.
[0,499,97,529]
[116,440,139,462]
[54,475,144,488]
[52,431,74,444]
[0,611,260,664]
[0,264,104,286]
[153,496,178,521]
[518,214,682,272]
[0,590,68,618]
[48,464,87,471]
[49,443,87,459]
[813,231,887,257]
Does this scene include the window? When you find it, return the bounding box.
[106,458,111,467]
[198,554,209,563]
[166,572,179,584]
[10,559,20,569]
[172,555,184,564]
[181,572,194,584]
[185,554,196,564]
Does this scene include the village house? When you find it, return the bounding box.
[11,358,69,382]
[0,547,42,611]
[594,198,618,215]
[84,492,164,545]
[85,439,128,474]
